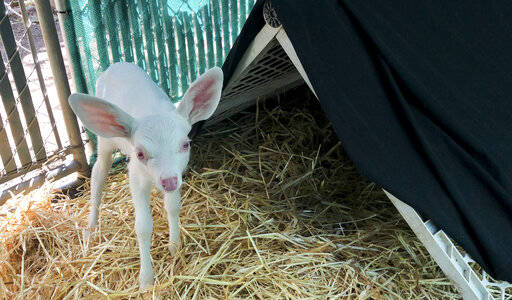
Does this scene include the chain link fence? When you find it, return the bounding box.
[0,0,87,203]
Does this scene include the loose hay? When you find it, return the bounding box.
[1,92,502,299]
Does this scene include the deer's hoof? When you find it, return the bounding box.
[168,241,181,256]
[139,270,154,291]
[82,228,94,250]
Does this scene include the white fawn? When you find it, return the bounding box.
[69,62,223,289]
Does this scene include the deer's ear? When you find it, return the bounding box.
[68,93,135,138]
[177,67,223,125]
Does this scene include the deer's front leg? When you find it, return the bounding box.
[164,190,181,256]
[129,164,154,290]
[85,139,113,242]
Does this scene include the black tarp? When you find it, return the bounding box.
[220,0,512,281]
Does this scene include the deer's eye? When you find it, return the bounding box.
[135,147,149,162]
[136,151,145,160]
[181,141,191,152]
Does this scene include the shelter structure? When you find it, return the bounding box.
[215,2,512,299]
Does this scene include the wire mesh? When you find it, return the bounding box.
[0,0,77,191]
[68,0,256,103]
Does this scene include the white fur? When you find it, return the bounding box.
[69,62,223,289]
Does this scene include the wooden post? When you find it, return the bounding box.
[127,0,145,69]
[229,0,239,44]
[182,12,197,83]
[34,0,88,175]
[149,0,169,93]
[210,0,223,66]
[220,0,230,59]
[193,12,206,74]
[160,0,179,100]
[201,6,214,69]
[20,0,62,151]
[138,0,159,82]
[115,0,134,62]
[104,0,122,62]
[54,0,88,94]
[68,0,96,93]
[174,16,188,95]
[89,0,110,71]
[239,0,247,31]
[0,1,46,163]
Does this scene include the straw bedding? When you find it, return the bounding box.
[1,89,502,299]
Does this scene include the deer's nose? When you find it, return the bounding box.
[161,176,178,192]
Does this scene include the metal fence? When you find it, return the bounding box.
[0,0,87,204]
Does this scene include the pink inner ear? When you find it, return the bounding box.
[190,78,215,118]
[82,102,127,135]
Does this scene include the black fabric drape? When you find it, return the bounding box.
[222,0,512,281]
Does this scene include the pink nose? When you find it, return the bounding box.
[161,176,178,192]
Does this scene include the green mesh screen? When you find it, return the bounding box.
[68,0,256,103]
[65,0,256,165]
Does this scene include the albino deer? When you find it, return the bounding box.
[69,62,223,289]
